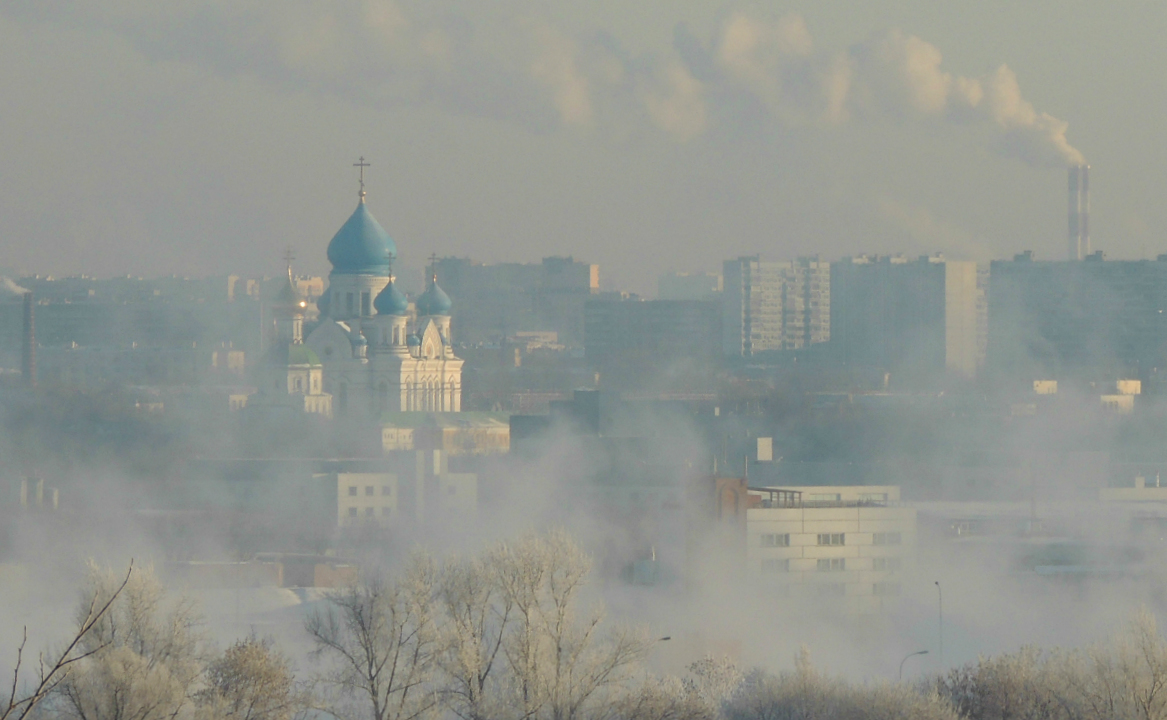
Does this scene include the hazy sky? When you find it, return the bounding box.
[1,1,1164,294]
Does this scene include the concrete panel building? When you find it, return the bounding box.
[831,254,977,377]
[988,252,1167,378]
[722,256,830,357]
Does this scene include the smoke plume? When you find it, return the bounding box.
[675,12,1085,167]
[0,277,29,296]
[1,3,1084,165]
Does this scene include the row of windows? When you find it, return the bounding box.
[348,485,393,497]
[761,581,902,598]
[758,532,904,547]
[761,557,904,573]
[347,506,391,518]
[761,533,790,547]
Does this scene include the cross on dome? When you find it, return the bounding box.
[353,156,371,201]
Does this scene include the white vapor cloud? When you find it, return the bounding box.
[2,2,1083,166]
[684,13,1085,167]
[0,278,29,296]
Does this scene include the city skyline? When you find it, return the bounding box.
[3,2,1164,294]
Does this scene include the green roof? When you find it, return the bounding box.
[287,345,322,366]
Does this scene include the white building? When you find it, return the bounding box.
[328,450,477,527]
[746,486,915,614]
[305,181,464,415]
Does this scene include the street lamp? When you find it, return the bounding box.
[935,581,944,669]
[899,650,929,681]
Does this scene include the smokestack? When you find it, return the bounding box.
[22,291,36,388]
[1068,165,1090,260]
[1079,165,1090,258]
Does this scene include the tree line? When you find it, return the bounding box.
[6,531,1167,720]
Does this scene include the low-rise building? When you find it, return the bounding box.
[745,485,915,614]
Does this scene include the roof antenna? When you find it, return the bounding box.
[353,156,371,202]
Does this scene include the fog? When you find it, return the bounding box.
[3,379,1167,691]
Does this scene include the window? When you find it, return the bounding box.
[873,557,903,572]
[365,507,375,517]
[817,558,845,572]
[346,293,354,314]
[348,507,357,518]
[365,486,374,496]
[817,583,845,597]
[762,558,789,573]
[873,532,902,546]
[873,582,901,597]
[361,291,371,316]
[348,486,357,497]
[817,533,845,546]
[859,493,888,503]
[382,485,392,496]
[761,533,790,547]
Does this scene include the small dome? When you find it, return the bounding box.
[416,276,452,316]
[326,201,396,275]
[373,279,409,316]
[275,274,305,311]
[354,334,368,346]
[407,333,421,347]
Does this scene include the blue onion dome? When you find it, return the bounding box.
[415,274,453,316]
[354,334,368,346]
[316,290,330,317]
[326,201,396,275]
[407,333,421,347]
[373,278,409,316]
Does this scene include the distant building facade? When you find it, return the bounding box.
[433,256,599,347]
[658,272,722,301]
[585,297,721,378]
[830,254,977,377]
[988,252,1167,378]
[722,256,829,357]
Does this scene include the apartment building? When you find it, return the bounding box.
[722,256,829,357]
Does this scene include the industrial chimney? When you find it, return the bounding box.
[1068,165,1090,260]
[21,290,36,388]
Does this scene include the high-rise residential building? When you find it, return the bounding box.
[830,254,978,378]
[433,256,599,347]
[721,256,829,357]
[988,252,1167,378]
[584,296,721,381]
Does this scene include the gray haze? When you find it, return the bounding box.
[2,1,1164,292]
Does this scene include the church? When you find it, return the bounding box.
[268,166,464,417]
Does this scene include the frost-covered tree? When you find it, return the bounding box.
[56,562,205,720]
[435,550,513,720]
[0,564,131,720]
[492,530,651,720]
[306,554,439,720]
[196,637,303,720]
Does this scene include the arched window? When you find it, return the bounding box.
[378,382,389,413]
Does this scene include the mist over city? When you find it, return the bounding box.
[4,2,1167,720]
